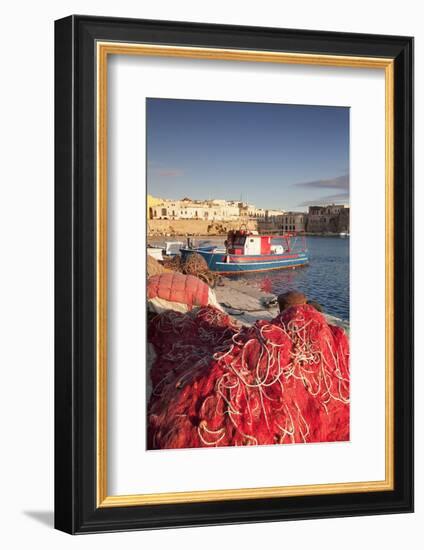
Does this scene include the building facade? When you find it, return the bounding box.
[280,212,307,232]
[247,205,267,219]
[265,209,286,221]
[306,204,349,233]
[147,194,164,220]
[150,198,283,222]
[151,198,241,221]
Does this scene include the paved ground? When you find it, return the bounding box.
[214,277,278,325]
[214,277,350,333]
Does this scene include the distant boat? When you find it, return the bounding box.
[147,246,164,261]
[180,229,309,274]
[339,232,349,238]
[164,241,184,255]
[147,240,184,261]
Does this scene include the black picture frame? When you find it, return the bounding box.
[55,15,414,534]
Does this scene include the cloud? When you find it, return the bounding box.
[297,192,349,207]
[155,169,184,177]
[294,174,349,191]
[147,163,184,177]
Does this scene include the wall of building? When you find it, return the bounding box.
[151,200,245,221]
[280,213,307,232]
[148,218,258,236]
[306,206,350,233]
[150,199,287,222]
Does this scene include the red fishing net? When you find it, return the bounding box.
[147,304,349,449]
[148,272,210,310]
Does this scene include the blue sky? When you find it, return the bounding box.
[146,98,349,211]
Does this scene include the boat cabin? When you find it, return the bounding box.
[227,230,289,256]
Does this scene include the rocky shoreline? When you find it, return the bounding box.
[148,219,257,237]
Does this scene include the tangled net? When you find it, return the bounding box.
[147,304,349,449]
[162,255,182,272]
[162,252,219,287]
[147,254,168,277]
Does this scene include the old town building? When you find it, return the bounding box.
[280,212,307,232]
[306,204,349,233]
[149,195,349,234]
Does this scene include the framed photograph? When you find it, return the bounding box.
[54,15,414,534]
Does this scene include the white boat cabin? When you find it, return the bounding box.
[227,232,286,256]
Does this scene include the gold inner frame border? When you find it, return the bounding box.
[96,42,394,508]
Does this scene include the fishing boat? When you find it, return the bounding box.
[147,246,164,261]
[180,230,309,274]
[147,240,184,261]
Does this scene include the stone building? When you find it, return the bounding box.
[280,212,307,232]
[265,209,286,221]
[247,205,267,219]
[147,194,164,220]
[306,204,349,233]
[151,198,241,221]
